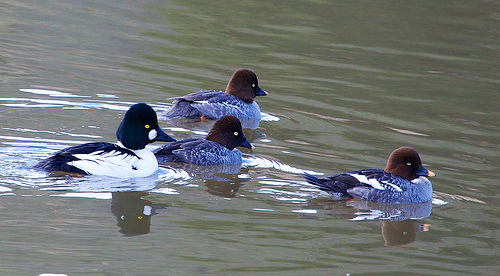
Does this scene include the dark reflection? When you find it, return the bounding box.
[160,163,251,197]
[308,198,432,246]
[111,191,168,236]
[381,220,430,247]
[204,171,251,197]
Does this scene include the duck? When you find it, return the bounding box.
[302,147,436,203]
[154,115,254,165]
[33,103,176,177]
[160,69,267,121]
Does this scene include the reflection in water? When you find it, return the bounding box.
[347,200,433,221]
[33,175,175,236]
[162,152,321,198]
[308,199,433,246]
[204,172,250,198]
[111,191,168,236]
[381,220,430,247]
[162,162,242,176]
[354,200,433,247]
[160,162,249,198]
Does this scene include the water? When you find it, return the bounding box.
[0,0,498,275]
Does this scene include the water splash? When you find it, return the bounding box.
[261,112,280,122]
[51,192,113,199]
[291,209,318,214]
[242,156,322,175]
[0,89,133,111]
[20,89,91,98]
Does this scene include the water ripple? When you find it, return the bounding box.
[242,156,322,175]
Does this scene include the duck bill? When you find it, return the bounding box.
[155,127,176,142]
[239,139,255,150]
[256,88,268,96]
[416,165,436,177]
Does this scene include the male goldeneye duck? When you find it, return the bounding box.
[161,69,268,121]
[302,147,436,203]
[154,115,254,165]
[33,103,176,177]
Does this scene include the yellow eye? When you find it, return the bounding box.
[145,124,150,129]
[407,162,412,166]
[252,83,256,88]
[234,131,239,136]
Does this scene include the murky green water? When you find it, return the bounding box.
[0,0,498,275]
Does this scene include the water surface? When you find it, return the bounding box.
[0,0,498,275]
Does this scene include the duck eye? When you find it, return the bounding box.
[145,124,150,129]
[407,162,412,166]
[251,83,256,88]
[234,131,239,136]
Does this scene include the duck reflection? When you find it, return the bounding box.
[346,200,432,221]
[204,171,250,197]
[111,191,168,236]
[163,163,250,198]
[309,198,432,246]
[349,200,432,247]
[381,219,430,247]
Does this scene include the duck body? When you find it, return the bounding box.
[302,147,435,203]
[303,168,433,203]
[33,103,175,177]
[34,142,161,177]
[161,69,267,121]
[154,137,245,165]
[154,115,253,166]
[162,90,262,121]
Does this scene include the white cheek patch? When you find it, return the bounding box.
[143,205,152,216]
[148,129,157,140]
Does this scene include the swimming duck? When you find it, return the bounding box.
[161,69,267,121]
[302,147,435,203]
[154,115,253,165]
[33,103,176,177]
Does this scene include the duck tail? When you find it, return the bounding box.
[302,172,328,189]
[302,172,354,199]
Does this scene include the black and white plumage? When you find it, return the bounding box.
[161,69,267,121]
[154,115,254,165]
[33,103,176,177]
[302,147,436,203]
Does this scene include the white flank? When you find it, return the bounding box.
[69,148,158,177]
[351,173,402,192]
[351,174,384,190]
